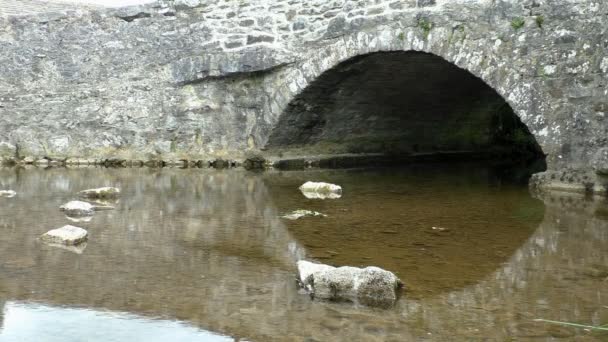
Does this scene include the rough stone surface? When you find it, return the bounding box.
[79,187,120,199]
[299,182,342,199]
[0,190,17,198]
[591,148,608,175]
[0,0,606,192]
[296,260,402,307]
[40,225,88,245]
[282,210,326,220]
[59,200,95,216]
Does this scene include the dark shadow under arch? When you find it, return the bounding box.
[266,51,545,170]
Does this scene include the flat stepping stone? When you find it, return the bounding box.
[40,225,88,246]
[60,201,94,216]
[60,200,115,217]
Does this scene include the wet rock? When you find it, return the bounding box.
[282,210,327,220]
[60,201,95,216]
[79,187,121,199]
[296,260,402,307]
[40,225,88,246]
[243,155,266,170]
[299,182,342,199]
[211,158,231,169]
[22,156,35,164]
[34,158,50,166]
[0,190,16,198]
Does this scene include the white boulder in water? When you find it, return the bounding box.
[40,225,88,246]
[296,260,403,307]
[282,210,327,220]
[60,201,95,216]
[79,187,120,199]
[0,190,16,198]
[299,182,342,199]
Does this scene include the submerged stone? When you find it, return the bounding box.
[296,260,403,307]
[79,187,121,199]
[0,190,16,198]
[40,225,88,246]
[60,201,95,217]
[282,210,327,220]
[299,182,342,199]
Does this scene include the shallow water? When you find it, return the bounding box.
[0,164,606,341]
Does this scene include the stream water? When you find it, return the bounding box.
[0,164,606,341]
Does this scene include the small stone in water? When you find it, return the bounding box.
[0,190,16,198]
[282,210,327,220]
[40,225,88,246]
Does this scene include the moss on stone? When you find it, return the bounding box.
[417,18,433,38]
[511,17,525,30]
[535,15,545,29]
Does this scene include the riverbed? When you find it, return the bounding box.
[0,164,606,341]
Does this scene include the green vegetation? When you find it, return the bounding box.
[417,18,433,38]
[535,15,545,28]
[398,32,405,41]
[511,17,525,30]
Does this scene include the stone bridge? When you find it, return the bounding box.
[0,0,607,193]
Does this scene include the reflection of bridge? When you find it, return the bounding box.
[0,168,606,340]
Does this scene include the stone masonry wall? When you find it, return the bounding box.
[0,0,607,193]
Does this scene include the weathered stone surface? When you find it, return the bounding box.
[0,0,605,193]
[79,187,121,199]
[59,201,95,217]
[591,148,608,175]
[40,225,88,246]
[282,210,326,220]
[0,190,17,198]
[296,260,403,307]
[299,182,342,199]
[0,142,16,159]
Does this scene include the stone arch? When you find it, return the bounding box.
[262,27,548,163]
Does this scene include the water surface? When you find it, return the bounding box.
[0,164,606,341]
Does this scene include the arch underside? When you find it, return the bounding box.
[266,51,544,167]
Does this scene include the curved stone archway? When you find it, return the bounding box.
[265,49,544,163]
[263,27,547,162]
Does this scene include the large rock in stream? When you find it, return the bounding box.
[299,182,342,199]
[296,260,403,307]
